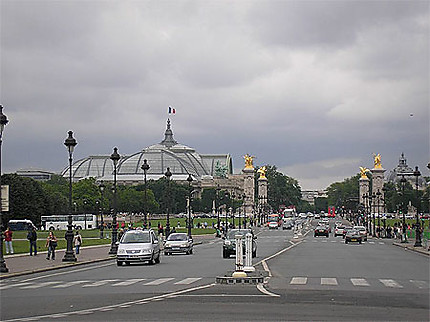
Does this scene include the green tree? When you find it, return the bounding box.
[2,174,46,226]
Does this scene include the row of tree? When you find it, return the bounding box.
[2,165,316,226]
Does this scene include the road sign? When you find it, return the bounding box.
[1,185,9,212]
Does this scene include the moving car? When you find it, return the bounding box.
[223,229,257,258]
[282,218,294,230]
[345,229,362,244]
[353,226,368,241]
[116,229,160,266]
[334,226,345,237]
[342,226,353,239]
[314,225,329,237]
[164,233,193,255]
[268,221,279,229]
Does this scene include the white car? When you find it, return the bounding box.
[164,233,193,255]
[116,229,161,266]
[353,226,368,241]
[268,221,279,229]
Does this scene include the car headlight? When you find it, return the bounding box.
[118,249,126,254]
[224,240,231,246]
[180,243,188,247]
[142,249,153,254]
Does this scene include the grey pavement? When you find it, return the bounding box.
[0,233,218,279]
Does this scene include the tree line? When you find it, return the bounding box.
[2,165,316,226]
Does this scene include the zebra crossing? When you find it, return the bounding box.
[307,240,386,244]
[0,277,203,291]
[286,276,428,289]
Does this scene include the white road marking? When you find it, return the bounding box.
[174,278,202,285]
[350,278,370,286]
[321,278,338,286]
[20,281,61,289]
[409,280,428,289]
[378,242,385,245]
[379,279,403,288]
[368,241,375,244]
[0,282,32,290]
[262,260,272,277]
[331,241,337,243]
[256,283,280,297]
[290,277,307,285]
[112,279,146,286]
[82,279,118,287]
[52,280,90,288]
[144,278,174,285]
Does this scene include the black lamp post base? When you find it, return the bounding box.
[62,252,77,262]
[109,244,118,255]
[0,260,9,273]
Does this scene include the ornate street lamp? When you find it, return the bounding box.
[238,194,242,229]
[224,191,230,235]
[63,131,77,262]
[0,105,9,272]
[399,174,407,243]
[231,192,236,229]
[376,190,382,238]
[187,174,193,238]
[413,166,422,247]
[108,147,120,255]
[243,193,247,228]
[216,185,221,231]
[141,159,150,229]
[164,167,172,238]
[99,181,105,239]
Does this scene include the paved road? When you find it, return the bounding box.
[1,220,428,321]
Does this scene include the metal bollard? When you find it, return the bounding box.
[244,233,255,272]
[232,234,247,277]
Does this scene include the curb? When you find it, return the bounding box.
[0,256,115,280]
[392,242,430,256]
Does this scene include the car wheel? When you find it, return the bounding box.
[189,248,193,255]
[155,253,160,264]
[164,251,169,256]
[359,241,362,244]
[252,250,256,258]
[326,234,329,238]
[125,261,130,265]
[223,250,229,258]
[117,261,122,266]
[345,240,348,244]
[314,234,317,237]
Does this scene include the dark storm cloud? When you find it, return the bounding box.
[1,1,428,189]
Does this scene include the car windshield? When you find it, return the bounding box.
[227,230,251,239]
[167,233,188,241]
[121,232,151,243]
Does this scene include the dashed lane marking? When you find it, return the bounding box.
[290,277,307,285]
[321,278,338,286]
[112,279,146,286]
[379,279,403,288]
[350,278,370,286]
[174,278,202,285]
[144,278,175,285]
[82,279,118,287]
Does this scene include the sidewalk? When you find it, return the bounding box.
[391,240,430,256]
[0,234,218,279]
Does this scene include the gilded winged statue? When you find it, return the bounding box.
[257,166,267,179]
[244,154,255,169]
[359,167,370,179]
[373,153,382,169]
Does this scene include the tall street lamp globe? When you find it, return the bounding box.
[63,131,77,262]
[413,166,422,247]
[109,147,120,255]
[0,105,9,272]
[164,167,172,238]
[141,159,150,229]
[187,174,193,238]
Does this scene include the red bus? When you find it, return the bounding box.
[328,206,336,218]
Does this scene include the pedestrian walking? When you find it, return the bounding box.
[4,226,13,254]
[27,226,38,256]
[45,231,57,260]
[73,231,82,254]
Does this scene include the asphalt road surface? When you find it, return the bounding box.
[1,219,428,321]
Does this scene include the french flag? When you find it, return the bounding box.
[168,106,176,114]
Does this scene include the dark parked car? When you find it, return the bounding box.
[314,225,329,237]
[345,229,362,244]
[223,229,257,258]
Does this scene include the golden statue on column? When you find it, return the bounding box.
[373,153,383,169]
[244,154,255,169]
[257,166,267,179]
[359,167,370,179]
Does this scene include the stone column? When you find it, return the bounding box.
[359,176,370,206]
[371,167,386,202]
[258,175,268,221]
[242,168,255,219]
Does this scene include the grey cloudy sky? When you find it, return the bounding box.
[1,0,429,190]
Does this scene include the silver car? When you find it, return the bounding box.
[164,233,193,255]
[353,226,368,241]
[116,229,161,266]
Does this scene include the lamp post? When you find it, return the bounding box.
[0,105,9,272]
[231,192,236,229]
[63,131,77,262]
[367,193,375,237]
[224,191,230,235]
[164,167,172,238]
[238,194,242,229]
[141,159,150,229]
[108,147,120,255]
[399,174,407,243]
[216,185,220,231]
[243,193,247,228]
[362,194,368,230]
[99,181,105,239]
[413,166,422,247]
[187,174,193,238]
[376,190,382,238]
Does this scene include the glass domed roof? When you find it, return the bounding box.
[62,119,232,182]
